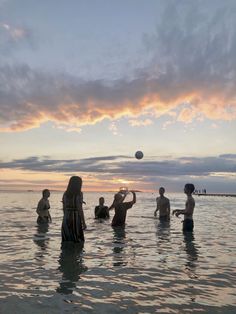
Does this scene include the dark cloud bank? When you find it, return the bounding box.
[0,154,235,192]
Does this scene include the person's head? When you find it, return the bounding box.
[113,193,123,204]
[159,187,165,196]
[42,189,50,198]
[66,176,82,198]
[99,197,105,206]
[184,183,195,195]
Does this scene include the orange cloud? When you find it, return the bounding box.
[1,2,236,131]
[0,60,236,133]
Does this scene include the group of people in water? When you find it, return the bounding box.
[36,176,195,245]
[154,184,195,232]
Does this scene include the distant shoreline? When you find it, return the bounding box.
[0,190,235,196]
[194,193,236,197]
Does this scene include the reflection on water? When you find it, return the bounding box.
[33,223,50,271]
[155,219,170,264]
[33,222,50,250]
[57,243,87,295]
[112,227,126,266]
[155,219,170,240]
[0,191,236,313]
[183,232,199,271]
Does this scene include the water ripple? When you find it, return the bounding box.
[0,191,236,313]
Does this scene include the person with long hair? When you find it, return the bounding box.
[61,176,87,243]
[109,190,136,227]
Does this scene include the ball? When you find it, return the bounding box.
[135,150,144,160]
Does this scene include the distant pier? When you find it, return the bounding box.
[194,193,236,197]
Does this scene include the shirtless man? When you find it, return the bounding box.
[154,187,170,220]
[172,183,195,232]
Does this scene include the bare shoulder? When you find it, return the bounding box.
[190,196,195,203]
[38,198,45,206]
[187,196,195,207]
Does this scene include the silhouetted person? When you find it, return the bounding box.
[61,176,86,244]
[109,191,136,227]
[36,189,52,224]
[172,183,195,232]
[95,197,109,219]
[154,187,170,220]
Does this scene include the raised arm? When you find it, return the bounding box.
[130,191,136,204]
[108,192,128,211]
[121,192,128,202]
[108,203,114,211]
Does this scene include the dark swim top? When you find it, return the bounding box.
[44,204,50,210]
[95,205,109,219]
[183,219,194,232]
[112,201,133,227]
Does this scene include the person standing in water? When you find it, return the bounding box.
[154,187,170,220]
[95,197,109,219]
[172,183,195,232]
[36,189,52,223]
[109,190,136,227]
[61,176,87,244]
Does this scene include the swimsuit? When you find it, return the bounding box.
[183,219,194,232]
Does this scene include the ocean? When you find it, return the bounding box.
[0,191,235,313]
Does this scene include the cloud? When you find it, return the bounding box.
[0,23,34,54]
[128,118,153,127]
[145,0,236,121]
[0,155,235,179]
[0,154,235,192]
[219,154,236,159]
[1,23,26,39]
[0,1,236,132]
[0,63,178,132]
[109,122,120,136]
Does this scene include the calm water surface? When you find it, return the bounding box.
[0,191,235,313]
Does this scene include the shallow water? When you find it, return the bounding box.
[0,191,236,313]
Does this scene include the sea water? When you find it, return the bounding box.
[0,191,235,313]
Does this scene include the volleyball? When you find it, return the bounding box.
[135,150,144,160]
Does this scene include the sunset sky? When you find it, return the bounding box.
[0,0,236,192]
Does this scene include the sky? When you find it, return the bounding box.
[0,0,236,193]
